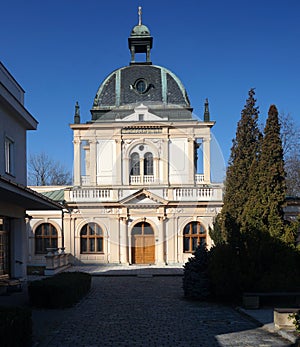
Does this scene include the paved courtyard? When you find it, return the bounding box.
[31,276,292,347]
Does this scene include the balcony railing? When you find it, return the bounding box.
[130,175,155,184]
[70,188,112,202]
[67,186,223,203]
[81,174,205,186]
[173,187,222,201]
[195,174,205,183]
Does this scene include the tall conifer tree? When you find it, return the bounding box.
[220,89,262,243]
[244,105,286,238]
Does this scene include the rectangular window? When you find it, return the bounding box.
[5,137,14,175]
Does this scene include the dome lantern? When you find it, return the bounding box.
[128,7,153,65]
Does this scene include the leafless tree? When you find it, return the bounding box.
[279,112,300,197]
[28,152,72,186]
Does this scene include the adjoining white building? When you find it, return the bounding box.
[0,62,61,282]
[27,12,223,268]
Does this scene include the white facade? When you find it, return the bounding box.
[28,105,223,266]
[27,17,223,268]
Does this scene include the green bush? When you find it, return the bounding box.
[28,272,91,308]
[0,306,32,347]
[183,245,211,300]
[184,231,300,303]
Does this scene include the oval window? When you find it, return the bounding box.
[136,79,147,94]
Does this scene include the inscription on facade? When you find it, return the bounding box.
[122,127,162,134]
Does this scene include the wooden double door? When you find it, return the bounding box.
[132,222,155,264]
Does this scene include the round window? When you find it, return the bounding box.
[139,145,144,151]
[135,79,147,94]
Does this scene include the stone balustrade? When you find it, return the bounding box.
[67,185,223,203]
[44,248,71,276]
[195,174,205,183]
[130,175,155,184]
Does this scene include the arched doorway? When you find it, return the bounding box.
[131,222,155,264]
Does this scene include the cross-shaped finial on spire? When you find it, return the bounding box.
[138,6,142,25]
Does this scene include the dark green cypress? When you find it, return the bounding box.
[219,89,262,243]
[245,105,286,238]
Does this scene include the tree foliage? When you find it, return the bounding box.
[243,105,286,238]
[210,91,298,247]
[220,88,261,243]
[28,152,72,186]
[183,245,211,300]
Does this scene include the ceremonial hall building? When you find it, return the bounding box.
[27,11,223,267]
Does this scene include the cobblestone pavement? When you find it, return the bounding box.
[33,276,292,347]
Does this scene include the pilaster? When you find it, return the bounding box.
[89,139,97,186]
[73,138,81,186]
[115,139,122,185]
[187,137,195,184]
[203,136,211,183]
[119,217,128,264]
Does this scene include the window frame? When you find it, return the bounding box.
[35,223,58,254]
[130,152,140,176]
[80,222,103,254]
[183,222,206,253]
[144,152,153,175]
[5,136,15,176]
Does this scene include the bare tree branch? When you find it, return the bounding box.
[28,152,72,186]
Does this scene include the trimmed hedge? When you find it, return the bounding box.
[0,306,32,347]
[28,272,91,308]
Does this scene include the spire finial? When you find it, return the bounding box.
[74,101,80,124]
[138,6,142,25]
[204,98,210,122]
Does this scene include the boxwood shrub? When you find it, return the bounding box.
[0,306,32,347]
[28,271,91,308]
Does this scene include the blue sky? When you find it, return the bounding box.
[1,0,299,182]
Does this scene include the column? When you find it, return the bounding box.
[119,218,128,264]
[203,137,211,183]
[73,138,81,186]
[140,157,144,184]
[89,139,97,186]
[123,157,129,185]
[154,157,159,183]
[187,138,195,184]
[157,217,165,265]
[162,139,169,185]
[115,139,122,185]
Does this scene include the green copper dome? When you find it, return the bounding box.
[131,24,151,37]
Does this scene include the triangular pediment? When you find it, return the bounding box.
[117,104,167,122]
[120,189,167,206]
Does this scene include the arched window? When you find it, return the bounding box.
[144,152,153,175]
[35,223,58,254]
[183,222,206,252]
[130,152,140,175]
[80,223,103,253]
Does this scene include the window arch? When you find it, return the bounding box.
[144,152,153,175]
[130,152,140,175]
[80,223,103,253]
[183,222,206,253]
[35,223,58,254]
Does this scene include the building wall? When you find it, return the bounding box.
[27,201,221,267]
[0,103,27,184]
[0,62,39,278]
